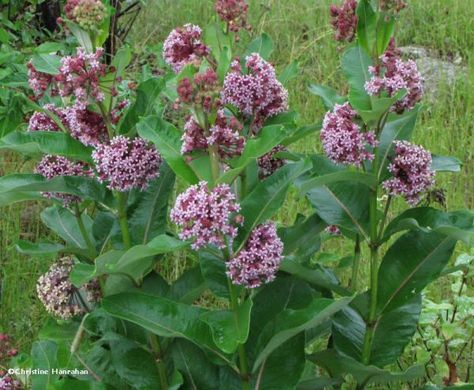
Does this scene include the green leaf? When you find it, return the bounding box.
[168,266,206,304]
[376,16,395,55]
[15,240,91,258]
[111,46,132,77]
[102,292,225,359]
[244,33,274,59]
[41,206,95,250]
[308,349,424,387]
[376,108,419,179]
[377,230,457,314]
[219,124,292,184]
[64,20,93,52]
[199,251,232,299]
[297,171,376,194]
[308,84,345,110]
[119,78,165,135]
[31,340,59,389]
[431,155,462,172]
[31,54,61,75]
[236,160,311,250]
[137,116,199,184]
[171,339,221,389]
[279,261,351,296]
[204,23,232,65]
[200,299,253,354]
[356,0,377,56]
[278,213,325,262]
[129,163,175,244]
[278,61,299,85]
[252,297,351,371]
[254,334,306,390]
[342,45,373,112]
[332,294,422,367]
[383,207,474,245]
[0,131,93,162]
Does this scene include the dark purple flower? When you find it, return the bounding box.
[63,103,108,146]
[321,102,377,166]
[92,136,162,192]
[330,0,358,42]
[222,53,288,131]
[35,155,92,205]
[163,24,210,73]
[383,140,435,205]
[176,69,220,112]
[215,0,250,33]
[28,104,66,132]
[226,222,283,288]
[257,145,287,179]
[37,257,101,319]
[27,62,56,98]
[170,181,241,250]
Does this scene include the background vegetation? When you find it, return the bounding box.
[1,0,473,385]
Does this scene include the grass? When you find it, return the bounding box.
[1,0,473,380]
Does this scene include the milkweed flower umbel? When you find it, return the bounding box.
[365,43,423,114]
[27,62,56,98]
[92,136,162,192]
[330,0,358,42]
[215,0,250,33]
[35,155,93,205]
[0,372,22,390]
[64,0,107,31]
[321,102,377,166]
[383,141,435,205]
[163,24,210,73]
[222,53,289,131]
[36,257,101,319]
[257,145,287,179]
[63,104,108,146]
[28,104,66,132]
[170,182,241,250]
[226,222,283,288]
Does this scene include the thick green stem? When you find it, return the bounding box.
[149,333,168,390]
[74,204,96,258]
[350,235,361,291]
[117,192,131,249]
[227,279,250,389]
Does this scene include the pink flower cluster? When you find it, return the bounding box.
[222,53,289,131]
[92,136,162,192]
[257,145,287,179]
[215,0,250,34]
[226,222,283,288]
[64,0,107,30]
[365,44,423,114]
[177,69,221,112]
[181,111,244,159]
[0,334,18,362]
[163,24,210,73]
[0,373,22,390]
[28,104,108,146]
[383,140,435,205]
[325,225,342,235]
[321,102,377,166]
[37,257,101,319]
[28,104,64,132]
[56,48,107,106]
[170,182,241,250]
[35,155,92,205]
[330,0,358,42]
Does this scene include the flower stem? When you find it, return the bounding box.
[350,235,361,291]
[74,204,96,258]
[149,333,169,390]
[227,279,250,389]
[117,192,131,249]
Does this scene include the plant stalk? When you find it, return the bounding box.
[227,279,250,389]
[117,192,131,249]
[74,204,96,258]
[350,235,361,291]
[149,333,169,390]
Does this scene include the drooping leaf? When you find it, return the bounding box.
[356,0,377,56]
[244,33,274,60]
[377,230,457,314]
[431,155,462,172]
[307,84,345,110]
[31,54,61,75]
[31,340,59,389]
[0,131,93,161]
[129,163,175,244]
[235,159,311,250]
[278,61,299,85]
[199,251,233,299]
[168,266,206,304]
